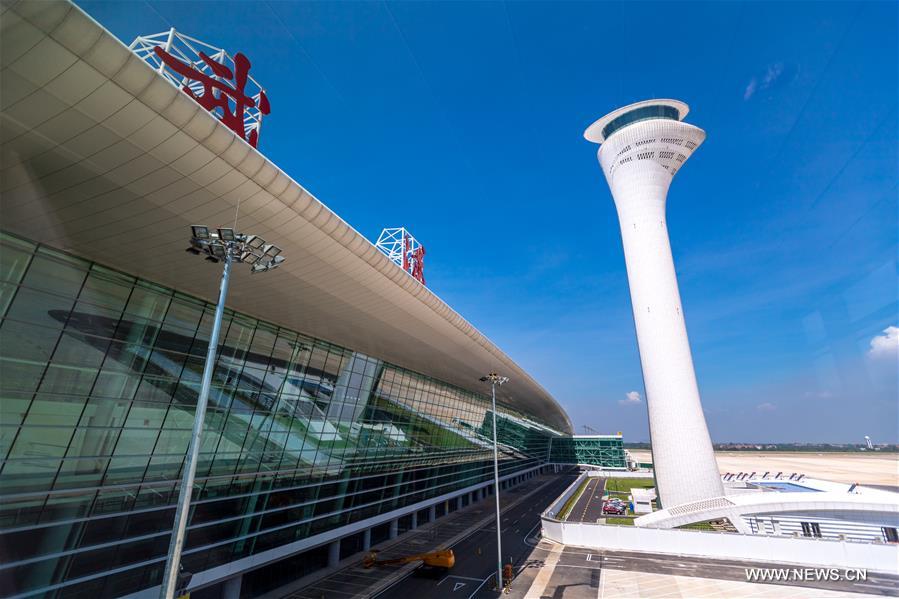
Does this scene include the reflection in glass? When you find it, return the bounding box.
[0,230,565,597]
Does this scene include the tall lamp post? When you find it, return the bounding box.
[480,372,508,591]
[160,225,286,599]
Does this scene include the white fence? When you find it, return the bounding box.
[540,517,899,573]
[544,471,588,519]
[584,469,653,480]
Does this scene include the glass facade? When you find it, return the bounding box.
[0,231,562,598]
[601,104,680,139]
[549,436,626,469]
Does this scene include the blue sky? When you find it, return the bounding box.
[80,1,897,443]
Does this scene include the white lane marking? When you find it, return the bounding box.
[467,575,493,599]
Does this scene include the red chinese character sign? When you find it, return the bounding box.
[130,29,270,148]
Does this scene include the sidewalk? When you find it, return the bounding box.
[264,473,558,599]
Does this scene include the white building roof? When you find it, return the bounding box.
[0,0,572,432]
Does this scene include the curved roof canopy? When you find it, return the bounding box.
[0,1,572,432]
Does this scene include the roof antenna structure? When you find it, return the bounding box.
[375,227,426,285]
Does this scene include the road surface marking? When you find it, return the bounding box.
[467,575,492,599]
[523,542,563,598]
[453,582,466,591]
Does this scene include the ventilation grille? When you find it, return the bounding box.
[669,497,735,516]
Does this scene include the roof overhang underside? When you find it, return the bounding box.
[0,0,572,433]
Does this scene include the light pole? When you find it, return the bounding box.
[160,225,286,599]
[480,372,508,591]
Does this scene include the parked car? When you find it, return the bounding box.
[602,502,627,515]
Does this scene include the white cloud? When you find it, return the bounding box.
[619,391,642,406]
[868,326,899,360]
[763,62,784,87]
[756,402,777,412]
[743,78,758,100]
[744,61,792,101]
[803,390,833,399]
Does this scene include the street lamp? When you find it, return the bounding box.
[160,226,286,599]
[480,372,509,591]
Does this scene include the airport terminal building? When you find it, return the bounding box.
[0,2,582,597]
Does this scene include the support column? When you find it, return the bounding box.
[328,540,340,568]
[411,511,418,530]
[222,576,241,599]
[362,528,371,551]
[389,519,398,540]
[429,505,436,522]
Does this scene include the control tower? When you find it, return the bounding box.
[584,100,723,507]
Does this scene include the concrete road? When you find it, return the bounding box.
[566,477,606,523]
[372,473,577,599]
[506,541,899,598]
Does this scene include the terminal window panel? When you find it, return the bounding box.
[0,231,559,598]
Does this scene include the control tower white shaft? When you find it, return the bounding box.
[585,100,723,508]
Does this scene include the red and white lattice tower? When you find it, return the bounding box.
[375,228,426,285]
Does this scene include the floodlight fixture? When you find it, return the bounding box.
[263,244,281,257]
[191,225,210,239]
[240,251,260,265]
[217,227,235,241]
[245,235,265,249]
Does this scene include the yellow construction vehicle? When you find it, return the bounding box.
[362,549,455,570]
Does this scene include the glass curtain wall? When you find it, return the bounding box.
[548,437,626,468]
[0,231,560,598]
